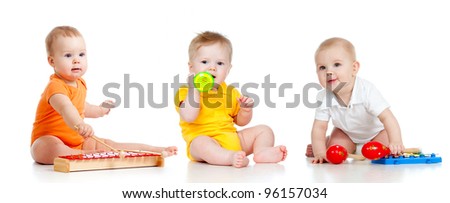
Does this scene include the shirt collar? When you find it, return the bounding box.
[321,77,363,108]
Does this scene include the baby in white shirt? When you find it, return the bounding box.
[306,37,405,164]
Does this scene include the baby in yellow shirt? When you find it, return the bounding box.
[175,31,287,168]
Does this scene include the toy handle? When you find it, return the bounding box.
[403,148,421,154]
[193,72,215,92]
[348,154,365,160]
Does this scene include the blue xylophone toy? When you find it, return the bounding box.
[371,153,442,165]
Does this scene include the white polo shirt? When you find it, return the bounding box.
[314,77,390,143]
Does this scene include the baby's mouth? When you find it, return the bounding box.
[71,68,82,71]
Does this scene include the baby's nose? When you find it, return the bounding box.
[208,66,216,71]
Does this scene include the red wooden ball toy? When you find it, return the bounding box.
[361,141,391,160]
[326,145,348,164]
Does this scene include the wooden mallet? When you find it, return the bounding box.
[74,125,125,158]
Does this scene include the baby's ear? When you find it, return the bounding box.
[352,61,360,76]
[47,56,55,67]
[188,61,193,72]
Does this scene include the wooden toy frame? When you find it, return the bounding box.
[54,151,164,172]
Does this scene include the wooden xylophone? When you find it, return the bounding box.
[54,151,164,172]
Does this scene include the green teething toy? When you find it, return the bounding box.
[193,72,214,92]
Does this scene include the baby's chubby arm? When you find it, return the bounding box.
[234,96,253,126]
[179,74,201,122]
[378,108,405,154]
[49,94,94,137]
[311,119,329,164]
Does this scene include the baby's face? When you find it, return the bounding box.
[315,45,358,94]
[189,42,231,87]
[49,36,87,83]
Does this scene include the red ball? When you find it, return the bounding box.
[361,141,390,160]
[326,145,348,164]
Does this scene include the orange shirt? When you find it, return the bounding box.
[31,74,86,149]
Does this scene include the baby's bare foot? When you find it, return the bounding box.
[280,145,288,161]
[232,151,249,168]
[162,146,178,157]
[305,144,314,157]
[254,145,288,163]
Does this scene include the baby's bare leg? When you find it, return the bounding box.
[30,135,83,165]
[371,130,389,147]
[83,137,178,157]
[189,136,249,168]
[238,125,287,163]
[305,136,330,157]
[327,128,356,154]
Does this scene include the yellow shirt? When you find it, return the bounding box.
[175,82,241,143]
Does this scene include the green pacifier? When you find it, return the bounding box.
[193,72,215,92]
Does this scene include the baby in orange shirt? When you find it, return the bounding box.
[31,26,177,164]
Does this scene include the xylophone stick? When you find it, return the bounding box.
[123,149,160,155]
[122,149,169,157]
[73,126,165,158]
[348,154,366,161]
[90,135,118,152]
[73,125,121,154]
[89,137,165,158]
[404,148,421,154]
[90,135,125,158]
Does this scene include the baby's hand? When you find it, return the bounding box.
[186,73,196,89]
[389,142,405,155]
[312,152,327,164]
[101,100,115,109]
[75,122,94,138]
[100,100,114,115]
[238,96,254,110]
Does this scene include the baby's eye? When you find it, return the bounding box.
[79,52,86,57]
[318,66,326,70]
[334,63,341,67]
[64,53,72,58]
[201,60,208,64]
[217,61,224,66]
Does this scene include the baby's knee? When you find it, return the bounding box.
[31,135,68,165]
[30,138,56,164]
[190,135,216,147]
[255,124,274,135]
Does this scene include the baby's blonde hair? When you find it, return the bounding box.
[45,26,83,56]
[188,31,233,61]
[315,37,356,61]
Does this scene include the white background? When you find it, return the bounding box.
[1,0,449,202]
